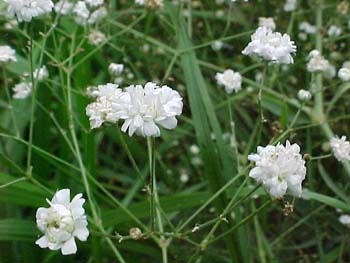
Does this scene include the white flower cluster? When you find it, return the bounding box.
[242,26,296,64]
[338,67,350,82]
[297,89,312,101]
[109,63,124,76]
[35,189,89,255]
[73,0,107,26]
[87,30,106,46]
[109,63,124,84]
[4,0,54,22]
[299,22,316,34]
[248,141,306,198]
[306,50,330,73]
[330,136,350,162]
[327,25,342,37]
[54,0,74,15]
[135,0,164,9]
[215,69,242,94]
[86,82,183,137]
[283,0,296,12]
[0,45,17,63]
[12,82,32,99]
[33,65,49,81]
[339,214,350,227]
[258,17,276,30]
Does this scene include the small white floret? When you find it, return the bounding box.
[215,69,242,94]
[338,67,350,82]
[248,141,306,198]
[35,189,89,255]
[330,136,350,162]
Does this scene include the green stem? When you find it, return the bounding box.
[147,137,168,263]
[66,27,126,263]
[2,68,19,137]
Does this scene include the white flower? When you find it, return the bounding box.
[85,86,99,98]
[327,25,342,37]
[85,0,103,7]
[33,65,49,81]
[342,61,350,69]
[108,63,124,76]
[87,30,106,46]
[215,69,242,94]
[338,67,350,82]
[248,141,306,198]
[339,214,350,227]
[54,0,73,15]
[307,50,330,73]
[211,40,223,51]
[35,189,89,255]
[86,82,183,137]
[0,45,17,63]
[73,1,89,25]
[299,21,316,34]
[283,0,296,12]
[258,17,276,30]
[86,83,123,128]
[330,136,350,162]
[324,63,336,79]
[135,0,163,9]
[190,144,200,155]
[242,26,296,64]
[119,83,183,137]
[12,82,32,99]
[5,0,53,22]
[88,6,107,24]
[297,89,312,101]
[4,19,18,29]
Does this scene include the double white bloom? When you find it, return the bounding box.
[4,0,54,22]
[338,67,350,82]
[306,50,330,73]
[248,141,306,198]
[242,26,296,64]
[12,82,32,99]
[86,82,183,137]
[215,69,242,94]
[0,45,17,63]
[330,136,350,162]
[35,189,89,255]
[73,0,107,26]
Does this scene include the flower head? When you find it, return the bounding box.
[12,82,32,99]
[306,50,330,73]
[297,89,312,101]
[338,67,350,82]
[35,189,89,255]
[330,136,350,162]
[327,25,342,37]
[86,82,183,137]
[54,0,73,15]
[33,65,49,81]
[248,141,306,198]
[283,0,296,12]
[85,0,103,7]
[0,45,17,63]
[215,69,242,94]
[258,17,276,30]
[5,0,54,22]
[242,26,296,64]
[339,214,350,227]
[109,63,124,76]
[87,30,106,46]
